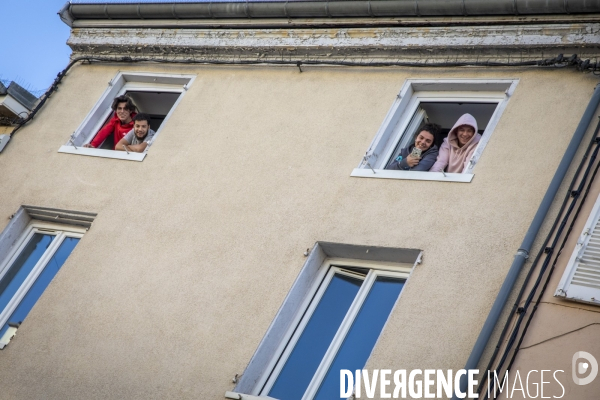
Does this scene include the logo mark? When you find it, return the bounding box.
[572,351,598,385]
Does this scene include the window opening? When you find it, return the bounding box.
[352,79,518,183]
[88,90,181,150]
[58,72,194,162]
[385,101,499,168]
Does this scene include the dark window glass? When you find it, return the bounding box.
[314,277,405,400]
[0,236,79,338]
[268,273,363,400]
[0,234,54,313]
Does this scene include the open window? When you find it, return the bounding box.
[59,72,195,161]
[352,79,518,183]
[227,242,420,400]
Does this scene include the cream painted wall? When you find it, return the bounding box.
[0,62,597,399]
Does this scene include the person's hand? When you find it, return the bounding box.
[406,154,421,167]
[83,144,92,148]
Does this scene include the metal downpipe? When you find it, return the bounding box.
[455,82,600,399]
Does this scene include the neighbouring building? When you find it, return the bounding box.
[1,1,600,399]
[0,81,38,150]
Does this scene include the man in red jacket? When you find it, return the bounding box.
[84,95,137,150]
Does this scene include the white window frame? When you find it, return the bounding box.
[58,71,195,162]
[352,79,519,183]
[555,194,600,306]
[252,258,411,399]
[0,222,85,349]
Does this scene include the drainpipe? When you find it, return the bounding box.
[455,82,600,399]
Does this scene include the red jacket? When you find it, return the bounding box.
[89,112,136,149]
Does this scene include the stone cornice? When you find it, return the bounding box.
[68,24,600,63]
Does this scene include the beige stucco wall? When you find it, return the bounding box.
[0,62,598,399]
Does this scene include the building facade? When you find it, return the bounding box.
[1,1,600,399]
[0,81,38,150]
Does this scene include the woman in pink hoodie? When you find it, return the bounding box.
[429,113,480,173]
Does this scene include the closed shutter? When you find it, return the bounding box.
[555,195,600,305]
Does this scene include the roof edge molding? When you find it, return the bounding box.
[66,24,600,64]
[59,0,600,27]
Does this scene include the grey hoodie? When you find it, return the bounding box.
[386,144,439,171]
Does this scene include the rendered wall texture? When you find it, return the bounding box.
[0,62,598,399]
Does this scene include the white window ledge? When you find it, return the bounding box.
[225,392,278,400]
[58,145,146,161]
[0,325,18,349]
[351,168,473,183]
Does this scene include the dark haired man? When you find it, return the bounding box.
[115,113,155,153]
[386,122,441,171]
[83,95,137,149]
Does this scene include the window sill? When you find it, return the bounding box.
[225,391,279,400]
[58,145,146,161]
[350,168,474,183]
[0,325,18,350]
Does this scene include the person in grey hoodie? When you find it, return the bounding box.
[429,113,480,173]
[386,123,441,171]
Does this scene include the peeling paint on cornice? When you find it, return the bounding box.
[67,24,600,62]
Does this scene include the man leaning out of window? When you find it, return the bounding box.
[115,113,155,153]
[386,123,441,171]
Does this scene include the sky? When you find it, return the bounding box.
[0,0,72,96]
[0,0,282,96]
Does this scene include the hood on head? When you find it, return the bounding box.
[447,113,479,146]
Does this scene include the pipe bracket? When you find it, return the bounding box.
[516,249,530,259]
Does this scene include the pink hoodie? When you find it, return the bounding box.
[429,113,481,173]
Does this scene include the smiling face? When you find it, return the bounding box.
[456,125,476,147]
[414,130,435,152]
[133,120,150,139]
[115,102,133,124]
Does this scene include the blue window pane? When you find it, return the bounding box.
[268,273,363,400]
[314,277,405,400]
[0,234,54,315]
[0,237,79,339]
